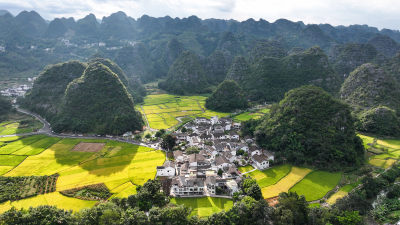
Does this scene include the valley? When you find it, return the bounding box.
[0,6,400,224]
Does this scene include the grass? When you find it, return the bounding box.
[238,165,255,173]
[261,167,312,199]
[170,197,233,217]
[289,171,342,201]
[327,181,360,204]
[0,192,97,213]
[248,164,292,188]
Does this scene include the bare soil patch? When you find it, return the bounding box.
[72,142,105,152]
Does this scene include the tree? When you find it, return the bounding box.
[0,96,11,121]
[357,106,400,137]
[205,80,248,112]
[186,146,200,154]
[161,134,176,151]
[155,129,166,138]
[241,178,262,200]
[129,180,168,211]
[255,85,364,170]
[217,169,223,177]
[274,192,309,225]
[336,211,362,225]
[148,205,191,225]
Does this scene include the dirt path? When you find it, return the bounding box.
[196,100,205,113]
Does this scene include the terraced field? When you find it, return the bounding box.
[245,165,343,203]
[0,135,166,213]
[137,94,229,130]
[170,197,233,217]
[359,134,400,169]
[327,181,360,204]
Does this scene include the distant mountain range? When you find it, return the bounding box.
[0,10,399,82]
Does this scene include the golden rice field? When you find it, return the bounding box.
[260,167,312,199]
[0,135,165,213]
[137,94,229,130]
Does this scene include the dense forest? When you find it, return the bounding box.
[21,59,143,135]
[254,86,364,170]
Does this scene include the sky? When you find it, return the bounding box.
[0,0,400,30]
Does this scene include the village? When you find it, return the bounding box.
[155,116,274,198]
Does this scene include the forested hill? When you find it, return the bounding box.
[21,59,144,135]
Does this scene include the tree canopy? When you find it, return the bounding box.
[205,80,248,112]
[255,85,364,170]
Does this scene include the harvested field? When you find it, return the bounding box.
[72,142,105,152]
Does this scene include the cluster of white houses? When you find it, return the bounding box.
[156,116,274,197]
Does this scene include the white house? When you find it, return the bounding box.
[215,156,230,170]
[252,154,270,170]
[156,161,176,177]
[195,117,211,125]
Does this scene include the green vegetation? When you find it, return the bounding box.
[331,43,379,76]
[0,113,42,135]
[256,86,364,170]
[243,47,340,102]
[0,96,11,121]
[226,56,250,84]
[54,62,143,135]
[357,106,400,137]
[89,58,146,103]
[21,60,143,135]
[170,197,233,217]
[205,80,248,112]
[158,51,209,95]
[0,174,58,202]
[340,63,400,136]
[289,171,342,201]
[60,183,111,201]
[20,61,87,121]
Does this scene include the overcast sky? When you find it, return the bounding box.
[1,0,399,30]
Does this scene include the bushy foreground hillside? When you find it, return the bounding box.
[21,59,143,135]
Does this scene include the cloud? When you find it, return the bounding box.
[0,0,399,30]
